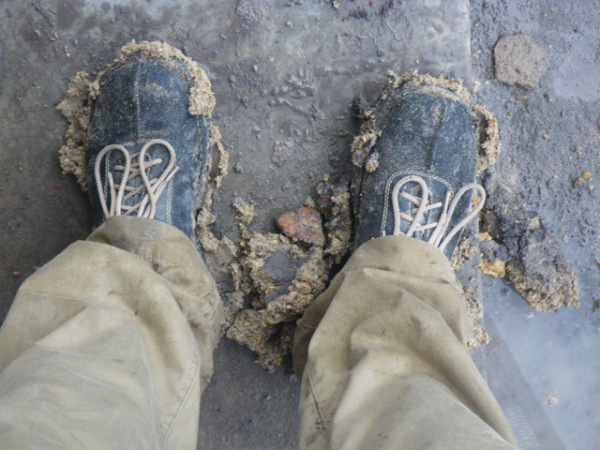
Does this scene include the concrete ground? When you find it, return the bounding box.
[0,0,598,448]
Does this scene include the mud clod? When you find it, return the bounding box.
[195,175,353,369]
[573,176,586,188]
[482,186,580,312]
[506,258,579,312]
[224,227,331,369]
[481,257,507,278]
[473,104,501,172]
[494,34,549,90]
[57,71,98,189]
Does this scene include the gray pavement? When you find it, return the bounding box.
[0,0,598,448]
[472,1,600,448]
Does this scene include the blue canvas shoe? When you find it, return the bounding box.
[355,84,485,259]
[86,49,213,239]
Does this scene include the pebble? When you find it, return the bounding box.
[277,207,326,247]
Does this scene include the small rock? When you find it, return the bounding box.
[593,300,600,312]
[494,34,549,89]
[582,170,592,179]
[573,176,586,188]
[262,250,307,304]
[277,207,326,247]
[11,271,20,277]
[527,216,541,231]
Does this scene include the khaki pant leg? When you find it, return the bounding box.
[294,236,517,450]
[0,217,222,449]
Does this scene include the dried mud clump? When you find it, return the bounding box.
[226,310,296,368]
[507,263,578,312]
[57,72,100,189]
[316,178,353,262]
[218,179,353,369]
[463,285,491,350]
[472,104,501,172]
[481,204,579,312]
[226,231,329,368]
[451,226,490,349]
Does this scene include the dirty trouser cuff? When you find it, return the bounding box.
[0,216,222,448]
[294,235,516,449]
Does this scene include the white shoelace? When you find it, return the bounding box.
[391,175,486,251]
[94,139,179,219]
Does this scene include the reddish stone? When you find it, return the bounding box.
[277,207,326,247]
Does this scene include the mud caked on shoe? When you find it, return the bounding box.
[86,47,213,240]
[355,84,485,260]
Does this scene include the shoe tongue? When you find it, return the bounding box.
[382,173,453,239]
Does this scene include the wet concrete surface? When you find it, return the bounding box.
[0,0,597,448]
[471,1,600,448]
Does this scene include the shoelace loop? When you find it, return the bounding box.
[94,139,179,220]
[391,175,486,251]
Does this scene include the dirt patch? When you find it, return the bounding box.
[481,205,579,312]
[452,227,490,349]
[201,179,352,369]
[473,104,501,172]
[494,34,549,90]
[56,71,100,189]
[225,231,328,368]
